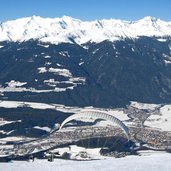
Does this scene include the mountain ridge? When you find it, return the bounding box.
[0,16,171,45]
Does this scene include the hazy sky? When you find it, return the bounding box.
[0,0,171,22]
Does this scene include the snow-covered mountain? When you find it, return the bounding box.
[0,16,171,44]
[0,16,171,108]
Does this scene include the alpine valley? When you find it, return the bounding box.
[0,16,171,140]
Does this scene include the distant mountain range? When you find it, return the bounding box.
[0,16,171,44]
[0,16,171,108]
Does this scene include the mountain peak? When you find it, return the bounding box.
[30,15,42,20]
[61,15,77,21]
[141,16,157,22]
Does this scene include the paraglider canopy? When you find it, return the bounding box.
[60,111,130,140]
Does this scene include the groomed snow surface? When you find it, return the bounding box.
[1,153,171,171]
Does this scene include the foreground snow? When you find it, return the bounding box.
[1,153,171,171]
